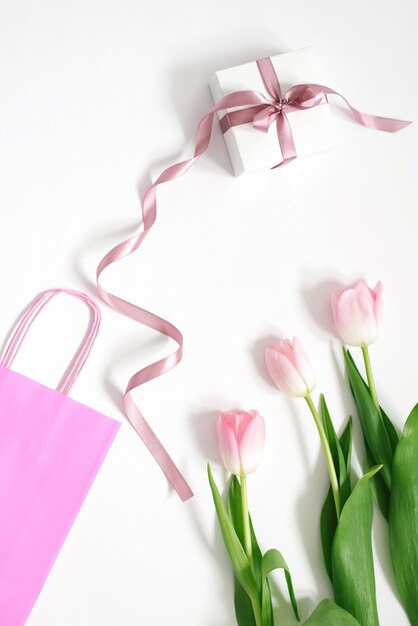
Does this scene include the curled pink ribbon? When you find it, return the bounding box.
[97,56,411,501]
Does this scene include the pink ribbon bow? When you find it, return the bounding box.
[96,56,411,502]
[219,57,411,167]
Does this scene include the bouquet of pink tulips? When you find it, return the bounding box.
[207,280,418,626]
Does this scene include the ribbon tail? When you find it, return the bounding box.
[290,83,412,133]
[346,107,412,133]
[96,90,268,501]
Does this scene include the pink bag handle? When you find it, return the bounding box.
[0,289,101,395]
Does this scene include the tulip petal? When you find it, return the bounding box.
[354,280,373,298]
[354,288,378,345]
[276,338,296,363]
[335,288,377,346]
[218,416,242,475]
[235,411,254,443]
[332,280,383,347]
[239,413,265,475]
[372,281,383,327]
[265,348,308,397]
[292,337,316,392]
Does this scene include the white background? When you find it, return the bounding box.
[0,0,417,624]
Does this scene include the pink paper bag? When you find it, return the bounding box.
[0,289,120,626]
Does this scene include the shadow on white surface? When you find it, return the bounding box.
[285,396,313,477]
[71,216,142,294]
[301,278,344,335]
[205,481,238,625]
[272,583,312,626]
[295,447,331,592]
[252,334,281,389]
[0,294,43,357]
[191,409,220,463]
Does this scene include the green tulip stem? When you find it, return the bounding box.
[239,474,263,626]
[305,394,341,520]
[240,474,253,570]
[251,598,263,626]
[361,345,380,413]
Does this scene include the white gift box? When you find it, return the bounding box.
[210,47,336,176]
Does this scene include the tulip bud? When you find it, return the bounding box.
[265,337,316,398]
[217,410,265,476]
[332,280,382,347]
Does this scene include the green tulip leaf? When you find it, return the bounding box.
[321,395,348,491]
[389,403,418,626]
[228,476,264,626]
[364,440,390,522]
[228,476,263,581]
[332,465,382,626]
[338,416,354,504]
[303,599,361,625]
[260,582,273,626]
[381,407,400,454]
[320,396,353,581]
[345,349,399,452]
[207,465,258,602]
[232,573,258,626]
[228,477,299,625]
[260,549,300,621]
[344,349,394,489]
[321,486,338,581]
[344,349,400,521]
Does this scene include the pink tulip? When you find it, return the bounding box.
[217,410,265,475]
[265,337,316,398]
[332,280,383,347]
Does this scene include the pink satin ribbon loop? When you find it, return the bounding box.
[97,56,411,501]
[252,105,280,132]
[220,58,411,168]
